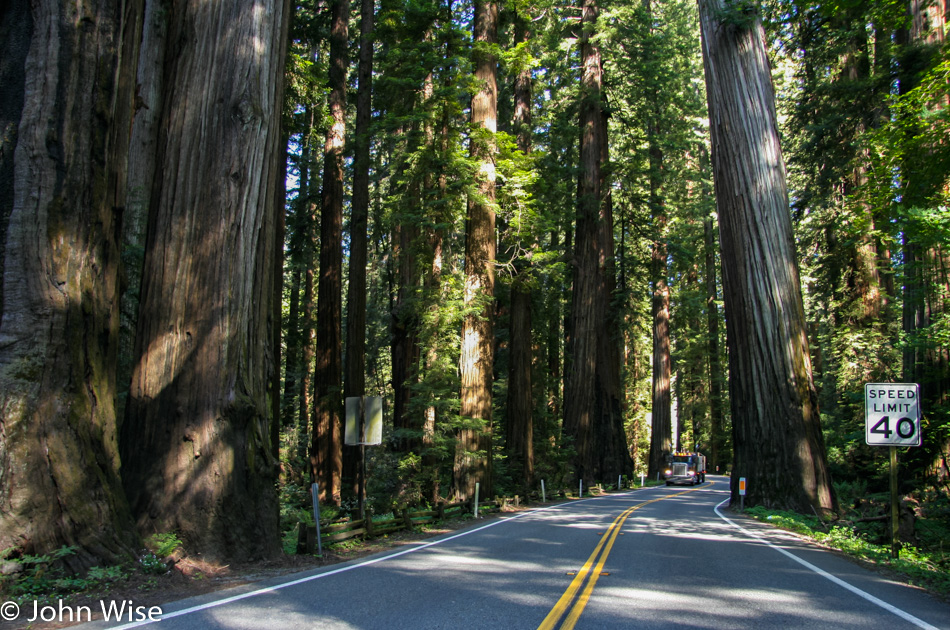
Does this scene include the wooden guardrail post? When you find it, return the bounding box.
[306,525,316,554]
[296,522,307,554]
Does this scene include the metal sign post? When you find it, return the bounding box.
[865,383,922,559]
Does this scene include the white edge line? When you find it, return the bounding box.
[104,491,643,630]
[714,498,941,630]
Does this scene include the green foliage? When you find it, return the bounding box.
[746,501,950,595]
[0,546,129,605]
[137,553,169,575]
[145,532,183,558]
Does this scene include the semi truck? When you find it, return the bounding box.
[664,451,706,486]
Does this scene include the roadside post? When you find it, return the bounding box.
[738,477,746,511]
[541,479,546,503]
[865,383,922,559]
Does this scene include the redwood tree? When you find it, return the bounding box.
[562,0,632,486]
[504,8,535,493]
[0,0,138,567]
[455,0,498,500]
[311,0,348,505]
[698,0,836,513]
[121,0,289,559]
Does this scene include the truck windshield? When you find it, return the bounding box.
[672,456,694,464]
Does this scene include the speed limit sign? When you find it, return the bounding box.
[865,383,921,447]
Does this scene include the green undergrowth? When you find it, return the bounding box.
[0,532,184,607]
[745,505,950,596]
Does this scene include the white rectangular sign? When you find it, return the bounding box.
[344,396,383,446]
[865,383,921,447]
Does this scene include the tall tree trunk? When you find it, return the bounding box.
[283,266,302,428]
[698,0,836,514]
[0,0,139,567]
[648,163,671,477]
[296,110,318,466]
[311,0,348,505]
[343,0,375,501]
[563,0,632,486]
[899,0,950,476]
[704,214,726,473]
[643,0,672,482]
[299,249,315,463]
[455,0,498,501]
[121,0,289,560]
[391,196,420,450]
[504,11,535,493]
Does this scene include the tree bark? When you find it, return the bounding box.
[120,0,168,408]
[121,0,289,559]
[343,0,375,500]
[698,0,836,513]
[504,11,535,493]
[311,0,348,505]
[455,0,498,501]
[563,0,632,486]
[0,0,139,568]
[647,142,671,477]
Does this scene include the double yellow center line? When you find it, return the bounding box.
[537,483,714,630]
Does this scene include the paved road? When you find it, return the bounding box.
[76,476,950,629]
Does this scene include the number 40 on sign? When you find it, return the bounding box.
[865,383,922,447]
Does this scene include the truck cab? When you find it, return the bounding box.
[664,452,706,486]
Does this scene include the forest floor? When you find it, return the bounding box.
[0,511,510,630]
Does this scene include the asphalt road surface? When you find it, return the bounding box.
[75,476,950,629]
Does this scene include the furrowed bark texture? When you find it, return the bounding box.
[0,0,33,302]
[120,0,168,402]
[0,0,138,566]
[455,0,498,501]
[343,0,375,499]
[643,0,672,479]
[698,0,836,513]
[504,11,535,492]
[122,0,289,560]
[311,0,348,505]
[563,0,632,486]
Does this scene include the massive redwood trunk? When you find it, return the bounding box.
[0,0,139,567]
[699,0,836,513]
[311,0,348,505]
[455,0,498,501]
[504,10,535,493]
[562,0,632,487]
[121,0,289,560]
